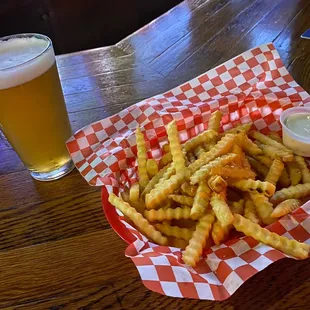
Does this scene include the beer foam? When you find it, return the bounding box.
[0,37,55,90]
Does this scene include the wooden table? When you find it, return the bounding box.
[1,0,310,309]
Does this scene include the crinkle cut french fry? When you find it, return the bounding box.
[155,223,193,241]
[162,143,170,154]
[169,194,194,206]
[191,180,211,220]
[122,189,146,214]
[190,153,237,184]
[208,175,227,193]
[109,193,167,245]
[130,183,140,202]
[218,123,252,138]
[146,159,159,178]
[211,219,231,245]
[233,214,310,259]
[269,132,282,144]
[146,134,236,209]
[265,158,284,186]
[210,165,256,180]
[270,183,310,204]
[159,152,172,168]
[168,237,189,249]
[136,127,149,190]
[182,211,215,267]
[295,155,310,183]
[287,160,302,186]
[181,182,197,197]
[237,133,263,156]
[232,144,243,166]
[144,206,192,221]
[250,130,292,153]
[208,110,222,133]
[229,199,244,215]
[183,129,218,152]
[210,191,234,227]
[154,164,175,189]
[247,156,269,179]
[271,199,301,218]
[228,179,276,197]
[167,120,186,173]
[243,194,261,225]
[255,142,293,162]
[249,191,275,225]
[254,155,290,187]
[203,141,216,152]
[141,165,169,198]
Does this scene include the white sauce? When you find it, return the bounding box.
[285,113,310,138]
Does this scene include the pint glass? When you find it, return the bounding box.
[0,34,74,181]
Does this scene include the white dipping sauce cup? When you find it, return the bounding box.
[280,107,310,157]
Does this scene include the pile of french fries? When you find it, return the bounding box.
[109,111,310,267]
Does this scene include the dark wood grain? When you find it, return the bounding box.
[1,0,310,308]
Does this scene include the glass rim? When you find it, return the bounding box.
[0,33,52,71]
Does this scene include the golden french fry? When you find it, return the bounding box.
[191,180,211,220]
[295,155,310,183]
[254,155,290,187]
[247,156,269,179]
[208,110,222,133]
[169,194,194,206]
[229,199,244,215]
[270,183,310,204]
[162,143,170,154]
[210,191,234,227]
[167,120,186,173]
[211,219,231,245]
[243,193,261,225]
[271,199,301,218]
[146,159,159,178]
[182,211,215,267]
[265,158,284,186]
[144,206,192,221]
[181,182,197,197]
[208,175,227,193]
[146,134,236,209]
[159,152,172,168]
[237,133,263,156]
[232,144,243,166]
[136,127,149,190]
[190,153,237,184]
[249,191,275,225]
[168,237,189,249]
[141,165,169,198]
[210,165,256,179]
[155,223,193,241]
[228,179,276,197]
[187,152,196,164]
[287,160,302,186]
[233,214,310,259]
[203,141,216,152]
[121,191,146,214]
[130,182,140,202]
[218,123,252,138]
[269,132,282,144]
[109,193,167,245]
[154,164,175,189]
[255,141,293,162]
[250,130,292,154]
[183,129,218,152]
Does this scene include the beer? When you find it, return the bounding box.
[0,34,74,181]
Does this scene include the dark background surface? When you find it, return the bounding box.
[0,0,182,54]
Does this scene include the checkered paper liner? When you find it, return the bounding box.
[67,43,310,300]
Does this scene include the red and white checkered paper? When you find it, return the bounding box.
[67,43,310,300]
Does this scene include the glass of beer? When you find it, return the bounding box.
[0,33,74,181]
